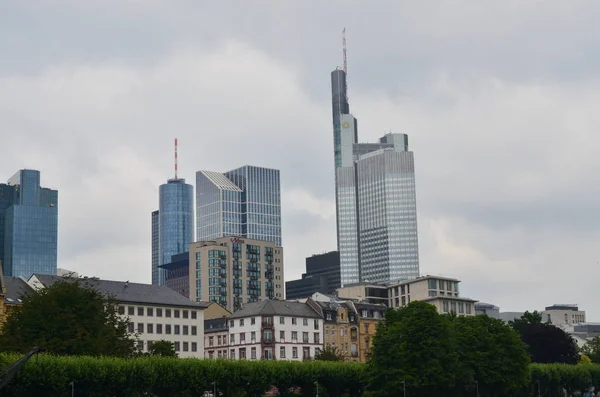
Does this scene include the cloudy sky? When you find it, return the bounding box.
[2,1,599,318]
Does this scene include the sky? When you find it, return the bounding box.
[1,1,599,318]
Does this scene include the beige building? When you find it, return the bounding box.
[204,317,229,358]
[542,304,586,325]
[310,300,360,361]
[189,237,284,313]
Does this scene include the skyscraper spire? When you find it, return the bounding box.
[343,27,348,74]
[174,138,178,180]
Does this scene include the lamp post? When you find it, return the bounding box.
[475,380,479,397]
[537,380,541,397]
[212,381,216,397]
[314,381,319,397]
[401,380,406,396]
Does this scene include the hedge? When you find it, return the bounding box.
[2,354,600,397]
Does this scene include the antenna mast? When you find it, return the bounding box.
[174,138,178,180]
[342,27,348,74]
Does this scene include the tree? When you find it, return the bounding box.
[0,279,135,357]
[315,345,344,362]
[149,340,177,357]
[581,337,600,363]
[510,312,578,364]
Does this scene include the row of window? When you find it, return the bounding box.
[442,300,473,315]
[129,323,198,336]
[139,340,198,353]
[208,346,317,360]
[229,316,320,329]
[118,306,198,319]
[228,331,320,344]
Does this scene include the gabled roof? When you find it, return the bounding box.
[3,277,35,303]
[29,274,207,309]
[198,171,242,191]
[230,299,321,319]
[205,318,228,333]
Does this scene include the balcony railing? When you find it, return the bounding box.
[262,321,274,327]
[262,337,274,343]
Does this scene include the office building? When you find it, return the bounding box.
[189,236,284,312]
[0,170,58,278]
[543,304,586,325]
[330,68,419,286]
[196,166,281,246]
[286,251,341,300]
[475,302,500,319]
[151,210,159,285]
[160,252,190,298]
[28,274,207,358]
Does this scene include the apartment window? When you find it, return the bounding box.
[279,316,285,324]
[230,334,235,344]
[251,347,257,359]
[156,308,162,317]
[192,342,197,352]
[138,307,144,316]
[251,317,256,325]
[451,302,457,313]
[279,330,285,341]
[156,324,162,334]
[174,310,180,318]
[137,323,144,333]
[174,325,180,335]
[183,310,189,319]
[314,333,320,344]
[362,310,367,317]
[174,342,180,352]
[183,325,189,335]
[183,342,189,352]
[240,319,245,326]
[166,309,171,318]
[251,331,256,342]
[147,324,153,334]
[239,348,246,359]
[147,308,153,317]
[443,300,449,313]
[147,340,153,350]
[127,323,134,333]
[292,318,297,325]
[314,319,319,330]
[240,333,246,342]
[230,349,235,358]
[118,306,125,315]
[230,320,234,327]
[349,314,355,322]
[292,347,298,359]
[264,348,273,360]
[303,347,310,360]
[466,304,472,315]
[191,326,197,336]
[291,331,298,342]
[166,325,172,334]
[209,337,214,347]
[137,340,143,351]
[209,352,214,359]
[303,332,309,343]
[458,302,464,314]
[364,324,369,333]
[303,318,308,326]
[280,346,286,359]
[128,306,134,316]
[326,313,332,321]
[191,311,197,319]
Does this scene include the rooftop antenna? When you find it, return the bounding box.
[174,138,178,180]
[342,27,348,74]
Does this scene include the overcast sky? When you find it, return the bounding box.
[2,1,599,318]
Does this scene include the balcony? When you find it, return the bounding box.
[220,290,227,296]
[261,321,274,328]
[219,262,227,269]
[219,271,227,277]
[264,271,274,279]
[219,280,227,287]
[218,254,226,259]
[262,337,274,343]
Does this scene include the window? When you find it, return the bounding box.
[240,333,246,342]
[174,342,180,352]
[314,319,319,330]
[251,331,256,342]
[466,304,472,315]
[156,308,162,317]
[240,319,245,326]
[280,346,286,358]
[191,311,197,319]
[166,309,171,318]
[443,300,449,313]
[251,347,257,359]
[428,279,437,289]
[192,326,197,336]
[174,310,180,318]
[147,308,153,317]
[291,331,298,342]
[183,342,189,352]
[138,307,144,316]
[279,330,285,340]
[280,316,285,324]
[303,332,309,343]
[128,306,134,316]
[118,306,125,315]
[127,323,134,333]
[147,324,154,334]
[192,342,197,352]
[209,352,214,359]
[458,302,464,314]
[251,317,256,325]
[230,320,234,327]
[292,347,298,359]
[230,334,235,344]
[303,318,308,326]
[349,314,355,322]
[292,318,297,325]
[364,324,369,333]
[156,324,162,334]
[451,302,457,313]
[229,349,235,358]
[303,347,310,360]
[166,325,172,334]
[209,337,214,346]
[362,310,367,317]
[326,313,332,320]
[239,348,246,359]
[183,310,188,319]
[137,340,143,351]
[183,325,189,335]
[174,325,180,335]
[314,333,320,344]
[137,323,144,333]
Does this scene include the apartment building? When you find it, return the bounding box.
[27,274,207,358]
[189,237,284,312]
[312,300,360,361]
[227,300,323,361]
[354,302,386,362]
[204,317,229,358]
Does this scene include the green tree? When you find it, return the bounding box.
[315,345,344,362]
[367,301,458,396]
[149,340,177,357]
[508,310,544,331]
[581,337,600,363]
[0,279,135,357]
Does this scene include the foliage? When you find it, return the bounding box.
[581,337,600,363]
[0,279,135,358]
[579,354,592,365]
[510,312,579,364]
[315,345,345,362]
[149,340,177,358]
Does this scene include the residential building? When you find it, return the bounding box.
[336,283,389,306]
[330,67,419,286]
[27,274,207,358]
[196,165,281,246]
[204,317,229,358]
[286,251,341,300]
[227,300,323,361]
[310,300,360,361]
[189,237,284,312]
[1,169,58,278]
[543,304,586,325]
[354,302,386,362]
[475,302,500,319]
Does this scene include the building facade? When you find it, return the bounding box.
[196,166,281,246]
[475,302,500,319]
[227,300,323,361]
[286,251,341,300]
[28,274,207,358]
[161,252,190,298]
[312,300,360,361]
[330,68,419,287]
[543,304,586,325]
[204,317,229,358]
[189,237,284,312]
[354,302,386,362]
[1,170,58,278]
[151,210,159,285]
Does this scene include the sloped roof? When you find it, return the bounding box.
[205,318,228,333]
[3,277,35,303]
[198,171,242,191]
[30,274,207,309]
[230,299,321,319]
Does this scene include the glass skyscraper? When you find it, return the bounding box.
[0,169,58,278]
[152,178,194,286]
[331,69,420,286]
[196,165,281,246]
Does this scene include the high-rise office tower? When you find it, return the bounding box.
[152,140,194,286]
[331,62,419,286]
[151,210,159,284]
[196,165,281,246]
[0,169,58,278]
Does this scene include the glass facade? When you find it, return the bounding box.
[157,179,194,286]
[196,166,281,246]
[1,170,58,278]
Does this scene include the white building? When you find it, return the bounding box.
[27,274,207,358]
[227,300,324,361]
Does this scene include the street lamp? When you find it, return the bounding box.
[314,381,319,397]
[401,380,406,396]
[212,381,216,397]
[537,380,541,397]
[474,380,479,397]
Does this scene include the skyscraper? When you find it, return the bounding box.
[331,67,419,286]
[152,141,194,286]
[196,165,281,246]
[0,169,58,278]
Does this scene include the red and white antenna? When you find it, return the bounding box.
[342,27,348,74]
[174,138,178,179]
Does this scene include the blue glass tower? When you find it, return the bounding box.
[154,178,194,286]
[1,169,58,278]
[196,166,281,246]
